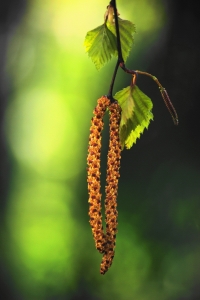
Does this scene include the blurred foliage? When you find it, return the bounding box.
[3,0,200,299]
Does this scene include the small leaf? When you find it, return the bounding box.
[84,24,117,70]
[107,18,136,62]
[115,85,153,149]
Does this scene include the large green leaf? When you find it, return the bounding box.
[84,24,117,70]
[107,18,136,62]
[114,85,153,149]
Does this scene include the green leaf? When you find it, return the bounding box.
[107,18,136,62]
[84,24,117,70]
[114,85,153,149]
[113,86,134,127]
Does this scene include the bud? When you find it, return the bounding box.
[160,88,178,125]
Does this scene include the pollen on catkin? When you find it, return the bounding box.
[87,96,111,254]
[100,101,122,275]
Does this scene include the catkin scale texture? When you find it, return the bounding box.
[87,96,110,254]
[100,101,122,275]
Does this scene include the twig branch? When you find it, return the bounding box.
[107,0,122,100]
[107,0,137,99]
[110,0,123,63]
[107,60,120,100]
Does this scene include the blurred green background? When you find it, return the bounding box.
[1,0,200,299]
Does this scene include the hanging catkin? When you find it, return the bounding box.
[87,96,110,254]
[100,101,122,275]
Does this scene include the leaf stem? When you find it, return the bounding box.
[130,73,137,89]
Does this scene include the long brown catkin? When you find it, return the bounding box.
[100,101,122,274]
[87,96,110,254]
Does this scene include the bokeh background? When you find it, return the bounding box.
[1,0,200,299]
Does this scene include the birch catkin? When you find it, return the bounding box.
[87,96,110,254]
[100,101,122,275]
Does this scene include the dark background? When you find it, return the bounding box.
[0,0,26,297]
